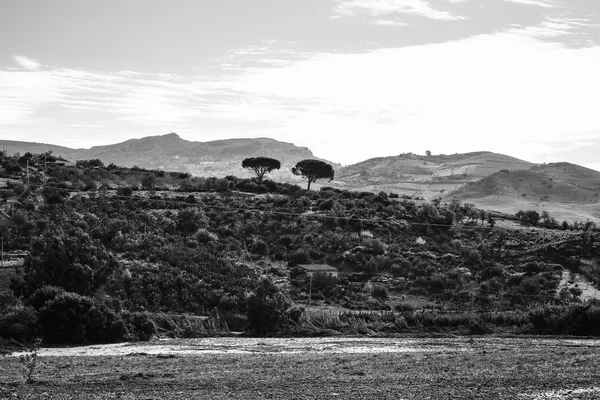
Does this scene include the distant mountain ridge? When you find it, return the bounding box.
[2,133,337,180]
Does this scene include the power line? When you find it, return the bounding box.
[16,182,528,231]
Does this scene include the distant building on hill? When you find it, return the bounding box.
[297,264,339,278]
[48,157,75,167]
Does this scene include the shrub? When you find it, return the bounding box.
[246,278,292,336]
[122,311,156,341]
[288,249,311,267]
[250,239,270,256]
[0,306,38,341]
[26,285,66,310]
[37,291,127,344]
[13,231,119,298]
[529,302,600,336]
[116,187,133,197]
[395,302,415,312]
[176,207,209,236]
[480,265,505,281]
[371,285,389,300]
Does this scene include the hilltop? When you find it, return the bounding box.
[338,151,533,185]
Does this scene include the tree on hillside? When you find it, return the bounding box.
[242,157,281,186]
[449,199,464,225]
[291,159,334,190]
[246,277,292,336]
[176,207,209,236]
[141,173,156,195]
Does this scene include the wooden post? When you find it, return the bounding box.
[308,274,312,310]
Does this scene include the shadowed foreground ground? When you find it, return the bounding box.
[1,337,599,399]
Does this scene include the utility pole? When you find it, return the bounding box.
[308,274,313,310]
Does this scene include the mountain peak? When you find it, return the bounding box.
[162,132,181,139]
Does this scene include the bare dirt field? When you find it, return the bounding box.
[2,336,600,399]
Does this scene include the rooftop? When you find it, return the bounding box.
[297,264,338,272]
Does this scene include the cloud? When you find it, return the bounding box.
[215,32,600,163]
[2,29,600,165]
[0,64,225,127]
[374,19,409,26]
[332,0,466,22]
[500,0,556,8]
[508,15,600,48]
[13,56,41,71]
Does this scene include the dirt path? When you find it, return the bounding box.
[557,270,600,301]
[11,336,600,357]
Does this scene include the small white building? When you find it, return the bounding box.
[297,264,339,278]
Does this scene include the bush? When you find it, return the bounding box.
[529,302,600,336]
[371,285,389,300]
[116,187,133,197]
[246,278,292,336]
[0,306,38,341]
[250,239,270,256]
[37,291,127,344]
[26,285,66,310]
[13,231,119,298]
[288,249,311,267]
[395,302,415,312]
[122,311,156,341]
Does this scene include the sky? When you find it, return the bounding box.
[1,0,599,168]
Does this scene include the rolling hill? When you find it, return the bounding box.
[334,151,535,197]
[445,163,600,222]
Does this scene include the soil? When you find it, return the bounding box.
[2,337,600,399]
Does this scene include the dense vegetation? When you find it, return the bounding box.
[1,151,600,345]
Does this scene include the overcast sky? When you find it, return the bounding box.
[1,0,599,168]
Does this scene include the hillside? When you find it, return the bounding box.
[2,148,600,347]
[446,163,600,222]
[0,140,78,158]
[337,151,533,184]
[335,151,534,199]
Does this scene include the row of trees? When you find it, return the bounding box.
[242,157,334,190]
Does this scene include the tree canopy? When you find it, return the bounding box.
[291,159,334,190]
[242,157,281,186]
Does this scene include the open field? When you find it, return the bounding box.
[3,337,600,399]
